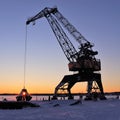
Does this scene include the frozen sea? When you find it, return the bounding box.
[0,95,120,120]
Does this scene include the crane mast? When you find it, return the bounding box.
[26,7,106,100]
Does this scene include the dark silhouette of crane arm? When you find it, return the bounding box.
[51,8,98,59]
[26,7,78,62]
[45,14,78,62]
[26,7,96,61]
[52,8,89,45]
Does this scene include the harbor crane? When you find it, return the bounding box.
[26,7,106,100]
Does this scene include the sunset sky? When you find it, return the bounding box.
[0,0,120,94]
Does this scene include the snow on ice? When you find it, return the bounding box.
[0,99,120,120]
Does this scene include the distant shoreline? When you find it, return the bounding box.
[0,92,120,96]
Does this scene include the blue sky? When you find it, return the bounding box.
[0,0,120,93]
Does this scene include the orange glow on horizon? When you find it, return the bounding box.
[0,80,119,94]
[0,70,119,94]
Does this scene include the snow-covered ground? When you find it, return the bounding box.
[0,98,120,120]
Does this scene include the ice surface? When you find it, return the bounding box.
[0,99,120,120]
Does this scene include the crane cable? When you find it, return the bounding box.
[23,25,28,89]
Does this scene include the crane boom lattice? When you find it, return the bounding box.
[46,13,77,62]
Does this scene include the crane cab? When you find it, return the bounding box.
[68,59,101,72]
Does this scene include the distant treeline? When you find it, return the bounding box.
[0,92,120,96]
